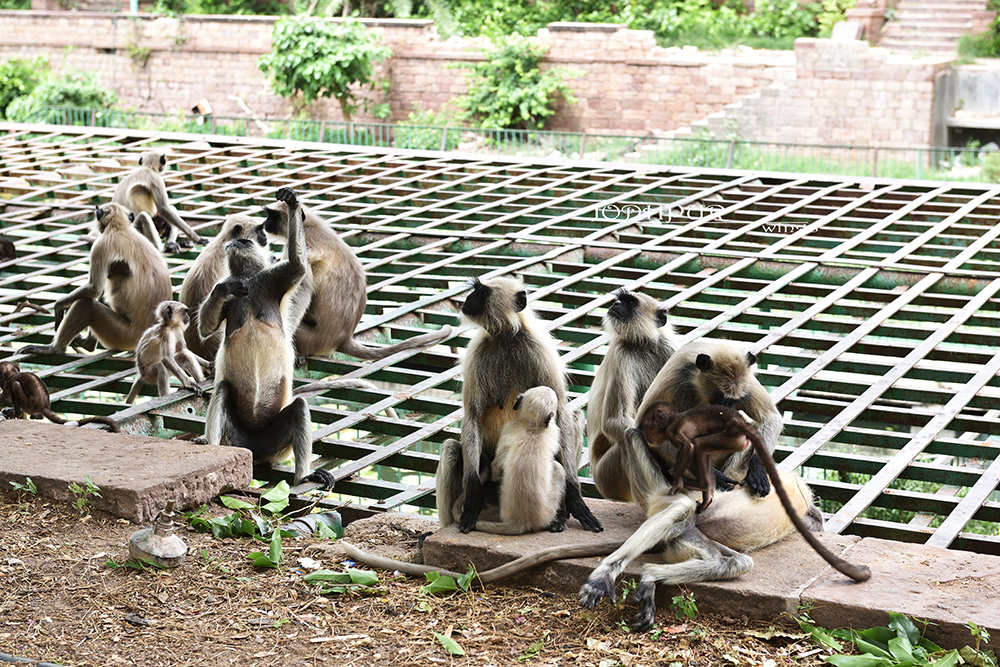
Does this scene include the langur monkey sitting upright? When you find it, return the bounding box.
[199,187,334,489]
[262,198,451,361]
[587,288,676,502]
[435,276,602,534]
[112,151,207,253]
[0,361,120,432]
[178,215,271,359]
[470,386,568,535]
[22,203,172,355]
[126,300,212,404]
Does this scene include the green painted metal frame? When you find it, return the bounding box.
[1,123,998,555]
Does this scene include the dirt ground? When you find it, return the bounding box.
[0,490,832,667]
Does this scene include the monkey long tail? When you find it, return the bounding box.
[293,379,398,419]
[336,325,453,361]
[748,436,871,582]
[342,539,625,585]
[40,409,120,433]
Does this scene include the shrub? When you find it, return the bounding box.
[5,69,117,122]
[747,0,818,39]
[0,57,47,120]
[455,35,577,131]
[258,17,392,120]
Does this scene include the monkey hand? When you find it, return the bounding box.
[744,451,771,497]
[222,278,249,298]
[275,187,299,208]
[303,469,336,491]
[566,491,604,532]
[712,469,738,492]
[164,242,182,254]
[1,407,15,418]
[579,572,616,608]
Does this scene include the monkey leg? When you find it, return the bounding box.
[27,300,141,354]
[591,442,636,503]
[668,439,696,496]
[125,375,146,404]
[579,492,698,610]
[175,350,206,384]
[435,439,464,528]
[629,527,754,632]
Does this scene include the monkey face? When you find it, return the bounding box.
[0,361,20,381]
[262,203,288,236]
[461,278,489,317]
[607,288,638,323]
[225,238,267,277]
[513,386,558,428]
[695,352,756,407]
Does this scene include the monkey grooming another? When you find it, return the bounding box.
[178,214,271,359]
[470,386,568,535]
[636,401,871,583]
[435,276,602,534]
[112,151,207,253]
[200,187,334,489]
[126,301,211,404]
[22,203,172,356]
[588,288,676,502]
[262,198,452,361]
[0,361,119,432]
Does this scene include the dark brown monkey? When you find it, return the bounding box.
[262,199,451,360]
[635,401,871,583]
[0,236,15,262]
[112,151,207,253]
[0,361,119,432]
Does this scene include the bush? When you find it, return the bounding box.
[455,35,577,131]
[394,104,462,151]
[747,0,818,38]
[0,57,47,120]
[5,69,117,122]
[258,17,391,120]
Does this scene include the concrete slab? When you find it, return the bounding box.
[0,420,252,523]
[423,498,1000,650]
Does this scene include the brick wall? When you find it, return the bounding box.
[0,11,795,134]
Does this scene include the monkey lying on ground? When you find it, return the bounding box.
[636,401,871,583]
[467,386,568,535]
[126,301,211,404]
[23,203,172,355]
[0,361,119,432]
[588,288,676,502]
[112,151,207,253]
[435,276,602,534]
[200,188,334,489]
[178,214,271,359]
[262,198,451,361]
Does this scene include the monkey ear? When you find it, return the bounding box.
[746,351,757,366]
[94,205,104,221]
[655,308,668,328]
[512,394,523,411]
[128,211,135,223]
[695,354,713,372]
[231,224,243,239]
[545,412,554,428]
[164,304,173,320]
[514,290,527,313]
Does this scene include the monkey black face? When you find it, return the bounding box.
[262,206,284,235]
[461,279,489,317]
[608,288,638,322]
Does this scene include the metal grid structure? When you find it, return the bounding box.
[1,123,999,555]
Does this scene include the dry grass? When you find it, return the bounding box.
[0,490,830,666]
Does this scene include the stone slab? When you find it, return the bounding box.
[0,420,252,523]
[423,498,1000,650]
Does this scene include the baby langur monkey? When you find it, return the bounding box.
[0,361,120,432]
[471,386,568,535]
[125,301,211,404]
[112,151,207,253]
[636,401,871,583]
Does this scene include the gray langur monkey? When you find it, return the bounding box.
[633,339,784,501]
[435,276,603,534]
[262,199,452,361]
[112,151,207,253]
[178,214,271,359]
[470,386,569,535]
[588,288,676,502]
[125,300,211,404]
[23,203,172,355]
[199,187,334,489]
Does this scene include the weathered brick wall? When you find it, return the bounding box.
[694,39,952,147]
[0,11,795,134]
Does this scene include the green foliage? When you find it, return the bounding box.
[455,35,577,131]
[0,57,47,120]
[68,477,102,515]
[152,0,287,16]
[247,529,284,568]
[394,104,462,151]
[105,557,169,571]
[981,151,1000,181]
[747,0,817,38]
[420,565,476,594]
[258,17,392,120]
[0,0,31,8]
[435,632,466,656]
[302,568,381,594]
[816,0,856,36]
[9,477,37,498]
[6,69,116,122]
[670,590,699,620]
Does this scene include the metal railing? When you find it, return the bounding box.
[28,106,997,182]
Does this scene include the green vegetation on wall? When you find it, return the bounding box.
[0,58,117,122]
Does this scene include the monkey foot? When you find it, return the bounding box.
[303,469,336,491]
[71,334,97,353]
[547,515,567,533]
[20,344,63,356]
[164,242,182,254]
[568,501,604,532]
[579,572,616,608]
[629,582,657,632]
